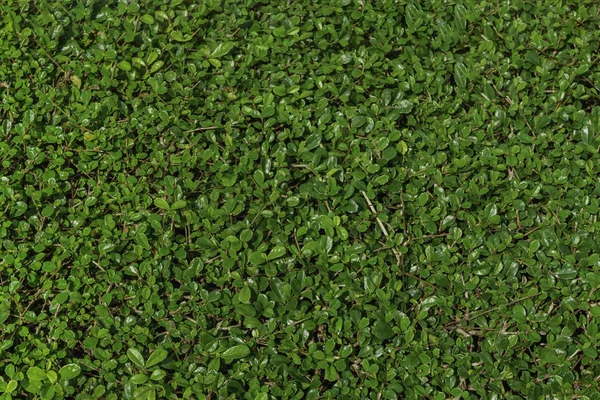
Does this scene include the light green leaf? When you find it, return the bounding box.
[127,348,145,369]
[397,100,413,114]
[372,321,395,340]
[268,245,286,260]
[170,31,192,42]
[454,4,467,31]
[70,75,82,89]
[6,380,17,393]
[129,374,148,384]
[171,200,187,210]
[140,14,154,24]
[23,109,35,126]
[59,364,81,380]
[27,366,46,381]
[212,42,234,58]
[221,344,250,361]
[454,62,468,89]
[118,61,132,71]
[154,198,170,210]
[239,286,251,304]
[145,348,168,368]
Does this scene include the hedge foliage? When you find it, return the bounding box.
[2,0,600,399]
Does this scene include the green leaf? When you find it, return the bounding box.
[454,4,467,31]
[253,170,265,187]
[41,205,54,217]
[150,60,164,74]
[140,14,154,24]
[27,366,46,381]
[58,364,81,380]
[145,348,168,368]
[150,369,166,381]
[249,251,266,265]
[239,286,251,304]
[267,245,286,260]
[221,344,250,361]
[118,61,132,71]
[454,62,468,88]
[135,231,151,250]
[305,133,322,150]
[170,31,192,42]
[171,200,187,210]
[372,321,395,340]
[133,386,156,400]
[70,75,82,89]
[397,100,413,114]
[212,42,234,58]
[154,198,170,210]
[537,347,562,365]
[6,380,17,393]
[129,374,148,384]
[127,348,145,369]
[529,240,540,255]
[23,110,35,126]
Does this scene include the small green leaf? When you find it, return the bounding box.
[454,62,468,88]
[27,366,46,381]
[317,215,335,229]
[118,61,132,71]
[454,4,467,31]
[221,344,251,361]
[239,286,251,304]
[154,198,170,210]
[140,14,154,24]
[6,380,17,393]
[397,100,413,114]
[150,369,166,381]
[212,42,234,58]
[171,200,187,210]
[59,364,81,380]
[170,31,192,42]
[529,240,540,255]
[42,205,54,217]
[268,245,286,260]
[23,110,35,126]
[70,75,82,89]
[372,321,395,340]
[150,60,164,74]
[133,386,156,400]
[253,170,265,187]
[135,231,151,250]
[145,348,168,368]
[129,374,148,384]
[249,251,266,265]
[127,348,145,369]
[537,347,562,365]
[273,86,287,96]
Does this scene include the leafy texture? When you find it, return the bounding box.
[2,0,600,399]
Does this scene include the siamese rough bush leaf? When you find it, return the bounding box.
[2,0,600,399]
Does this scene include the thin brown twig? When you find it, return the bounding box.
[184,126,219,132]
[31,36,67,74]
[465,292,542,322]
[404,233,448,244]
[362,191,401,266]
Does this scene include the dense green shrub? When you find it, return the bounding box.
[1,0,600,399]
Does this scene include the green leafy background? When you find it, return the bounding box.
[1,0,600,399]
